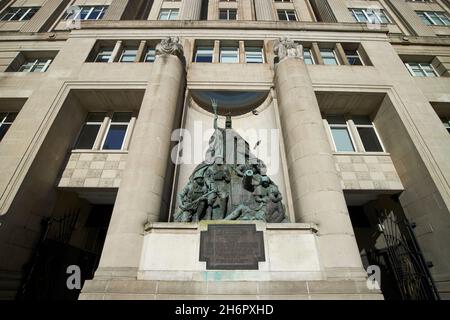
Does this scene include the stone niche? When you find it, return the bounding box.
[138,221,324,282]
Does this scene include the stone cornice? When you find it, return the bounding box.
[77,20,390,34]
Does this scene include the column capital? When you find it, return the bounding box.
[156,37,185,60]
[273,37,304,62]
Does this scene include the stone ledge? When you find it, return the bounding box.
[80,279,383,300]
[144,222,318,233]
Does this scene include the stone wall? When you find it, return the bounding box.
[334,154,404,191]
[58,151,127,189]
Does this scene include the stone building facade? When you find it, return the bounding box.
[0,0,449,300]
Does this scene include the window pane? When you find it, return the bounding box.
[321,49,338,65]
[407,63,425,77]
[0,123,11,141]
[442,119,450,134]
[18,61,34,72]
[353,10,367,22]
[345,50,362,65]
[22,7,38,20]
[75,124,101,149]
[304,49,314,64]
[11,8,26,21]
[145,48,156,62]
[219,10,228,20]
[220,48,238,63]
[352,116,372,125]
[111,112,132,122]
[287,11,297,21]
[327,115,346,125]
[102,124,128,150]
[378,11,390,24]
[120,48,137,62]
[159,10,169,20]
[331,127,354,152]
[80,8,91,20]
[89,7,104,20]
[195,54,213,62]
[5,112,17,122]
[95,48,113,62]
[168,9,179,20]
[195,47,213,62]
[228,10,237,20]
[245,47,263,63]
[357,127,383,152]
[436,12,450,25]
[417,12,431,25]
[420,64,436,77]
[278,10,287,21]
[33,60,48,72]
[86,112,107,122]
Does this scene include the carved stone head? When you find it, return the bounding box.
[155,36,184,60]
[274,37,303,62]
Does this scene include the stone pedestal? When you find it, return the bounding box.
[274,55,365,277]
[80,222,383,300]
[139,222,323,282]
[94,45,185,278]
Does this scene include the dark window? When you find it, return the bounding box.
[194,46,214,63]
[357,127,383,152]
[101,112,132,150]
[219,9,237,20]
[0,112,18,141]
[345,49,363,65]
[75,112,106,149]
[0,7,39,21]
[354,116,384,152]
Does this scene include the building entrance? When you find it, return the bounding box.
[17,204,112,300]
[348,195,440,300]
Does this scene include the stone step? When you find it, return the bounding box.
[0,271,22,300]
[79,279,383,300]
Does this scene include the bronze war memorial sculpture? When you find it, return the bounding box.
[174,100,287,223]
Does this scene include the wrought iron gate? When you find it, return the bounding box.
[16,209,87,300]
[375,210,440,300]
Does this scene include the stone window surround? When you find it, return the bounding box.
[416,10,450,26]
[277,9,298,21]
[0,6,39,22]
[158,8,180,20]
[349,8,392,24]
[72,111,137,152]
[405,61,439,77]
[219,8,238,20]
[303,42,371,66]
[323,115,386,154]
[190,39,371,66]
[401,52,450,76]
[88,40,160,63]
[63,5,108,21]
[193,39,266,64]
[87,38,373,67]
[6,50,58,73]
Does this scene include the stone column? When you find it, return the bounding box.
[273,38,364,277]
[254,0,274,21]
[95,37,185,278]
[180,0,203,20]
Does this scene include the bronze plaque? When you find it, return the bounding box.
[199,224,265,270]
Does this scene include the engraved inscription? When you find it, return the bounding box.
[199,224,265,270]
